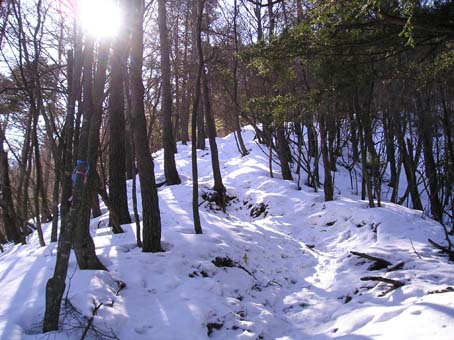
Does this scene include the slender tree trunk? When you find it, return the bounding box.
[296,0,303,22]
[232,0,248,156]
[50,156,60,242]
[295,122,303,189]
[16,113,32,229]
[319,114,334,201]
[416,93,443,221]
[354,88,375,207]
[191,0,204,234]
[159,0,181,185]
[310,123,320,189]
[41,138,53,219]
[91,40,124,233]
[396,125,423,210]
[125,123,134,180]
[196,98,206,149]
[202,68,226,193]
[180,6,191,145]
[173,10,182,149]
[349,112,360,163]
[44,47,81,332]
[123,44,141,247]
[255,4,263,41]
[129,132,142,247]
[267,0,275,37]
[384,112,398,202]
[192,0,205,150]
[327,119,337,172]
[358,122,375,208]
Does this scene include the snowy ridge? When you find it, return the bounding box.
[0,127,453,339]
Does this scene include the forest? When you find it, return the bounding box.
[0,0,453,339]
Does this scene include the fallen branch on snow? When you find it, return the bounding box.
[212,256,256,279]
[81,300,103,340]
[428,238,454,261]
[350,251,392,270]
[361,276,405,296]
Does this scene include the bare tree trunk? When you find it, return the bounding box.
[173,9,182,149]
[16,113,32,224]
[89,40,123,233]
[71,37,107,270]
[232,0,248,156]
[416,93,443,221]
[191,0,204,234]
[31,104,46,246]
[196,98,206,150]
[192,0,205,150]
[395,115,423,210]
[109,0,131,224]
[276,125,293,180]
[255,3,263,41]
[159,0,181,185]
[319,114,334,201]
[202,67,227,198]
[0,125,22,244]
[384,112,399,202]
[179,5,191,145]
[50,152,61,242]
[44,47,82,332]
[267,0,275,37]
[349,112,360,163]
[130,0,163,252]
[296,0,303,22]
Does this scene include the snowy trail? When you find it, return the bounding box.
[108,129,454,339]
[1,127,454,339]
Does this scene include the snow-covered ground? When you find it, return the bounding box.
[0,127,453,339]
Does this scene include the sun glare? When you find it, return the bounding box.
[78,0,122,38]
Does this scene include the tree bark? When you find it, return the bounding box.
[44,47,81,332]
[416,93,443,221]
[109,0,132,224]
[395,117,423,210]
[192,0,205,150]
[71,37,107,270]
[190,0,205,235]
[232,0,248,156]
[276,125,293,180]
[159,0,181,185]
[179,5,191,145]
[0,125,22,244]
[130,0,163,252]
[319,114,334,201]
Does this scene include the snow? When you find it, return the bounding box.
[0,126,453,339]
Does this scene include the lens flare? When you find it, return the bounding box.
[78,0,122,38]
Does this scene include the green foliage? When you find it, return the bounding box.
[241,0,453,131]
[405,44,454,85]
[247,94,298,125]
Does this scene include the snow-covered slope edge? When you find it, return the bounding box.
[0,126,453,340]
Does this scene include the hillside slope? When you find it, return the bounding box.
[0,127,453,339]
